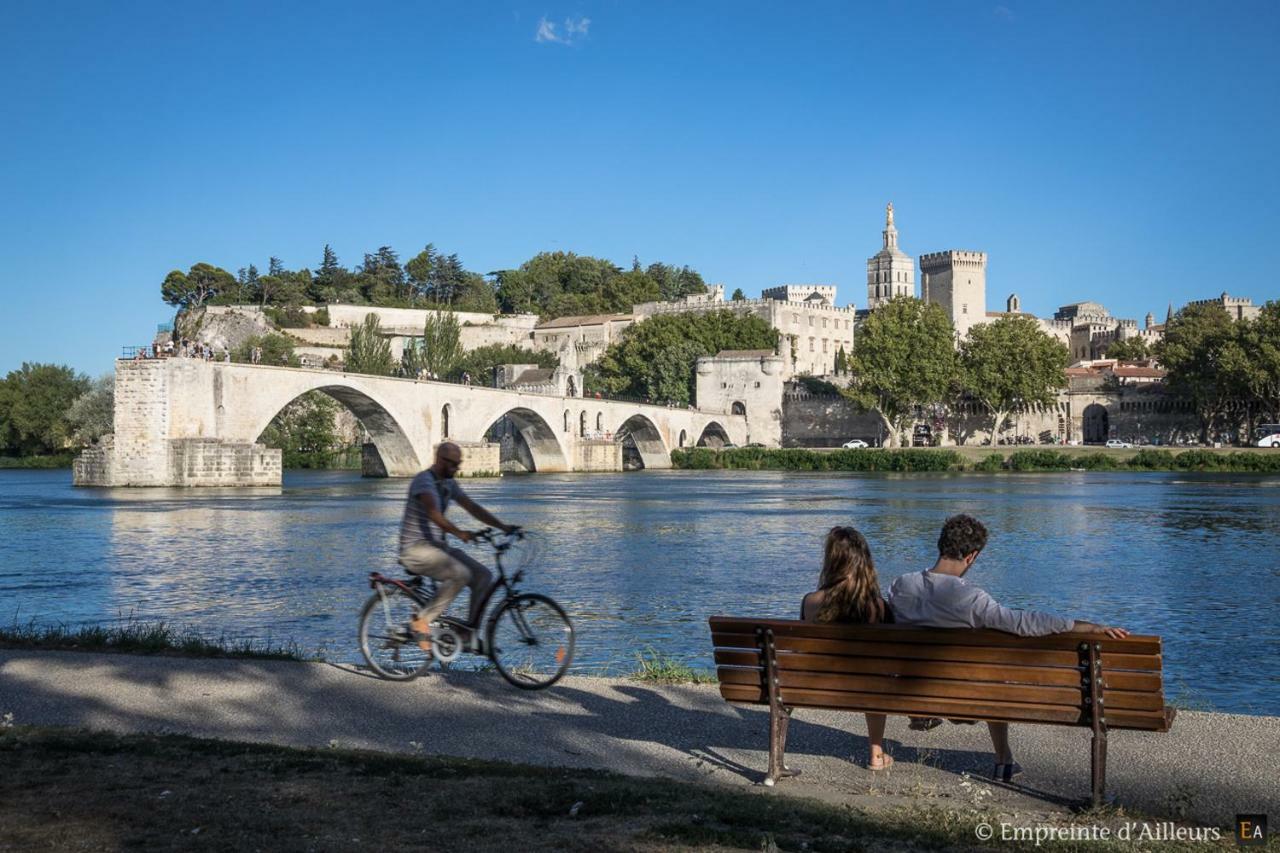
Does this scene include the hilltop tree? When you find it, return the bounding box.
[447,344,558,385]
[584,310,778,406]
[65,374,114,445]
[646,262,707,302]
[312,244,351,303]
[161,263,236,310]
[959,315,1068,444]
[731,288,746,301]
[845,297,956,447]
[344,313,395,376]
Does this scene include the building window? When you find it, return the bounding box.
[963,304,968,314]
[809,338,814,352]
[822,339,828,353]
[822,318,828,328]
[808,316,814,327]
[754,381,761,388]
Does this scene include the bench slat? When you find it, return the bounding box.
[719,684,1173,731]
[713,649,1163,692]
[709,617,1162,656]
[712,632,1161,671]
[715,667,1166,711]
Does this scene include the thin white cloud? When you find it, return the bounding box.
[535,15,590,45]
[993,5,1015,21]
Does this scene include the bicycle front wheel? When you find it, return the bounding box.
[487,593,575,690]
[358,588,435,681]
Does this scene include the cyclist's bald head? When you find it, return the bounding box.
[436,442,463,464]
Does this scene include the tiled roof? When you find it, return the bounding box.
[1112,366,1166,378]
[513,368,555,384]
[535,313,632,330]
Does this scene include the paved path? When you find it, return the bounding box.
[2,650,1275,828]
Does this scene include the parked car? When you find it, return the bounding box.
[841,439,869,448]
[744,442,766,448]
[1104,439,1133,449]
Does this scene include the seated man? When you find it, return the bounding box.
[888,514,1128,781]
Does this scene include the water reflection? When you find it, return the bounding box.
[1,468,1277,713]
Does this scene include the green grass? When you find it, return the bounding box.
[0,617,313,661]
[631,646,717,684]
[672,447,963,472]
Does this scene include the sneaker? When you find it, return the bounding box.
[993,762,1023,781]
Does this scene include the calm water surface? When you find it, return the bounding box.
[2,469,1277,714]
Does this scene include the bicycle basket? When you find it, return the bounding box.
[507,530,543,574]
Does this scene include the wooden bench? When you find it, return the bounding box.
[709,616,1177,805]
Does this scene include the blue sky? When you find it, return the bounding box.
[2,1,1277,376]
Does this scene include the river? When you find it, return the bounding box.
[1,468,1277,714]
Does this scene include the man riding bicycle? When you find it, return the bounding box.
[399,441,517,651]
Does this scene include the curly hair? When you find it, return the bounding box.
[815,526,887,625]
[937,514,988,560]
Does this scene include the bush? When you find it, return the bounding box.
[1129,449,1176,469]
[266,306,312,328]
[1007,450,1072,471]
[670,447,961,472]
[972,453,1005,472]
[1171,449,1223,470]
[313,307,330,326]
[1076,452,1119,470]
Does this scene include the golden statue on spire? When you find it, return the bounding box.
[886,201,895,227]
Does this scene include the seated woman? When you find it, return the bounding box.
[800,526,895,771]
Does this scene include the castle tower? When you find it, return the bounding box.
[1007,293,1021,313]
[919,249,988,341]
[866,202,915,309]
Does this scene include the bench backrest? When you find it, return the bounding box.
[709,617,1172,732]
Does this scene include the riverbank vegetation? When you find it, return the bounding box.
[672,446,1280,474]
[0,619,310,661]
[0,726,1238,852]
[0,363,110,467]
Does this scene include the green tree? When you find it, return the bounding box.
[0,363,91,456]
[403,311,463,378]
[65,374,114,445]
[645,262,707,302]
[448,345,558,384]
[312,244,351,303]
[1156,303,1239,442]
[1105,336,1152,362]
[731,288,746,301]
[845,297,957,447]
[259,391,345,468]
[357,247,407,304]
[834,345,847,375]
[161,263,236,310]
[1251,301,1280,425]
[344,313,395,375]
[959,316,1068,444]
[584,310,778,405]
[233,333,299,367]
[452,273,499,313]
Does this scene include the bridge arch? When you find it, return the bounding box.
[483,407,569,473]
[696,420,730,448]
[250,383,421,477]
[616,413,670,470]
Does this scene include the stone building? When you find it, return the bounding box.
[762,284,837,304]
[1186,292,1261,322]
[865,203,915,310]
[920,250,989,342]
[635,287,856,377]
[529,313,634,365]
[694,349,786,446]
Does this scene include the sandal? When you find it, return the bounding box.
[868,754,894,771]
[409,615,432,653]
[909,717,944,731]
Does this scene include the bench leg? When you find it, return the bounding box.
[764,705,799,786]
[1090,730,1108,807]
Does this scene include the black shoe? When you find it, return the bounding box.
[993,762,1023,781]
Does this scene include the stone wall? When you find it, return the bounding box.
[575,440,623,472]
[169,438,280,487]
[780,388,883,447]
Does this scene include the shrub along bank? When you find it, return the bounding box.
[671,447,1280,474]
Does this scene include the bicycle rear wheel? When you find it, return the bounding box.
[358,588,435,680]
[487,593,575,690]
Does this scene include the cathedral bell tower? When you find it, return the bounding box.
[866,202,915,310]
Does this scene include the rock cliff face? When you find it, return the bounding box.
[172,306,274,355]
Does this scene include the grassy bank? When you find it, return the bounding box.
[0,726,1244,852]
[0,453,75,469]
[671,446,1280,474]
[0,619,311,661]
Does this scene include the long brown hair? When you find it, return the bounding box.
[815,526,886,624]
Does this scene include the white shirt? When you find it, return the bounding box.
[888,570,1074,637]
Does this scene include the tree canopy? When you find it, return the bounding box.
[959,315,1068,443]
[161,263,237,310]
[1104,336,1152,362]
[402,311,463,379]
[845,297,956,447]
[448,345,558,385]
[343,314,395,376]
[0,363,91,456]
[584,311,777,406]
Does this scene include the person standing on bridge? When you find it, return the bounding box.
[399,441,518,651]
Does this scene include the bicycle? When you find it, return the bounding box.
[357,528,575,689]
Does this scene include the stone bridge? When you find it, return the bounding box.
[74,359,751,486]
